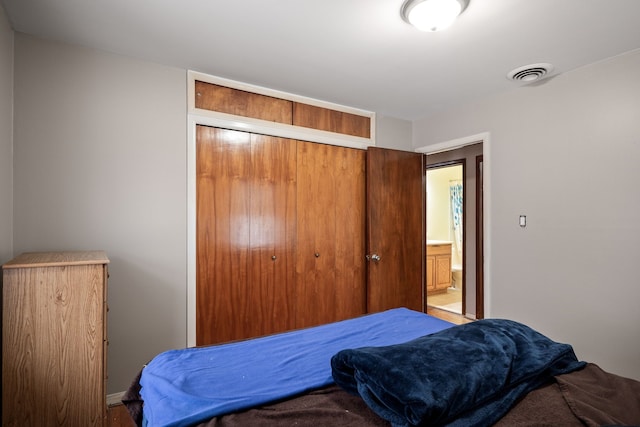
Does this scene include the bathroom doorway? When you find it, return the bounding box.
[426,162,464,314]
[425,142,483,319]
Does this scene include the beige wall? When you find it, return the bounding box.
[0,5,13,265]
[413,49,640,380]
[13,33,188,393]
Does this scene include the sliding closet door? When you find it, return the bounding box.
[248,134,298,335]
[197,126,367,344]
[333,144,367,320]
[295,141,366,328]
[196,126,250,345]
[196,125,297,345]
[366,147,424,313]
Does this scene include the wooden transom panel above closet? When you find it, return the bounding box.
[194,80,371,139]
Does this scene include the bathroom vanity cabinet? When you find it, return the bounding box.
[426,242,452,295]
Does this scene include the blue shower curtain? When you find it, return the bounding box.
[449,182,463,259]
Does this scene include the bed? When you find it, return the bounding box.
[123,308,640,427]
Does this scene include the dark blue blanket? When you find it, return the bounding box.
[331,319,586,427]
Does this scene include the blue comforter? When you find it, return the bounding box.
[331,319,586,427]
[139,308,453,427]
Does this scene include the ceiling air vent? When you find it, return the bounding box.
[507,63,554,83]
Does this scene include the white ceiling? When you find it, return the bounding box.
[3,0,640,121]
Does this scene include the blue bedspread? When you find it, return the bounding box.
[139,308,453,427]
[331,319,586,427]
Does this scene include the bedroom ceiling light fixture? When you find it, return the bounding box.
[401,0,470,32]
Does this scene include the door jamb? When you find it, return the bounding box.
[475,155,484,319]
[416,132,490,319]
[425,160,466,315]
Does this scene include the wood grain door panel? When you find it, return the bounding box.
[366,147,424,313]
[333,146,367,320]
[295,142,337,328]
[197,126,301,345]
[197,126,368,344]
[196,126,252,345]
[296,142,366,328]
[249,134,297,336]
[426,256,435,291]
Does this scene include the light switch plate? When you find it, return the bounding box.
[519,215,526,227]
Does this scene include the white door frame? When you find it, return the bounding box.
[415,132,491,319]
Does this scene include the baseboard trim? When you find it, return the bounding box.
[107,391,126,407]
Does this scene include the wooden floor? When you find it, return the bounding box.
[426,305,473,325]
[108,404,136,427]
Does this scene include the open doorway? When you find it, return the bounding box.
[425,142,483,320]
[426,163,464,314]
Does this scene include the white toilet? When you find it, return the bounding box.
[451,265,462,289]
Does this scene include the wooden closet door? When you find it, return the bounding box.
[197,125,251,345]
[296,141,366,328]
[366,147,424,313]
[334,144,367,319]
[196,126,298,345]
[248,133,297,336]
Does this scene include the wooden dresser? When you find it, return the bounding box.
[2,251,109,426]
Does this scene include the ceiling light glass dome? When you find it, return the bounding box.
[401,0,470,32]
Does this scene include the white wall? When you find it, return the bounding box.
[0,5,13,265]
[13,34,188,393]
[413,49,640,380]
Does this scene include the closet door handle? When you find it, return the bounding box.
[366,254,381,262]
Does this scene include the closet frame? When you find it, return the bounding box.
[186,71,376,346]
